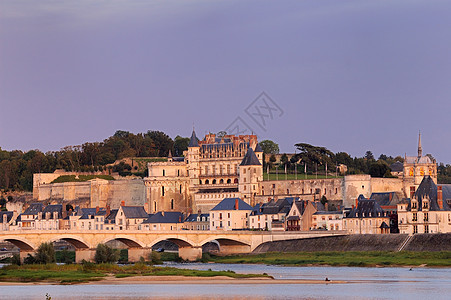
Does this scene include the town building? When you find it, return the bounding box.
[210,198,253,231]
[183,213,210,230]
[312,211,343,231]
[141,212,184,231]
[343,198,390,234]
[398,176,451,234]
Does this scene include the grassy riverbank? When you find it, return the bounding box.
[0,263,270,284]
[202,251,451,267]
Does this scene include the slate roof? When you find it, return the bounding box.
[414,176,451,211]
[260,197,293,215]
[240,147,261,166]
[121,206,149,219]
[105,209,118,224]
[313,211,343,215]
[22,203,43,215]
[142,212,183,224]
[211,198,253,211]
[184,213,209,222]
[370,192,400,206]
[0,211,14,223]
[345,199,386,218]
[390,161,404,172]
[42,204,63,219]
[254,143,263,152]
[188,130,199,147]
[405,156,433,164]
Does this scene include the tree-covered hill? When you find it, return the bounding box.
[0,130,189,191]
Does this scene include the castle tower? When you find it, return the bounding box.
[254,143,264,165]
[187,129,200,187]
[239,147,263,206]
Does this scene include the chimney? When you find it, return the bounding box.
[121,201,125,207]
[389,193,392,202]
[352,205,355,210]
[106,205,110,216]
[161,211,164,216]
[179,216,182,222]
[410,186,415,199]
[325,202,328,211]
[96,206,100,214]
[235,198,239,210]
[438,186,443,210]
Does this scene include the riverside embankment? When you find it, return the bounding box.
[253,233,451,253]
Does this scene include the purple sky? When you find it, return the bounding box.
[1,1,450,163]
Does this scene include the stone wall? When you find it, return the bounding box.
[33,178,146,209]
[253,233,451,253]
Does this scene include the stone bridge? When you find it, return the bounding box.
[0,230,347,262]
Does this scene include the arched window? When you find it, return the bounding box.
[212,179,217,184]
[219,179,224,184]
[234,178,238,183]
[227,179,231,184]
[171,199,174,210]
[199,180,202,185]
[205,179,210,184]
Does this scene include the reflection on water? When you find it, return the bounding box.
[0,263,450,300]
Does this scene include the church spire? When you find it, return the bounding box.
[418,131,422,158]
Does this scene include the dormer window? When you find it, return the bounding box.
[412,201,417,210]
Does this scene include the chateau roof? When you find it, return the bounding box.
[211,198,253,211]
[240,147,261,166]
[405,156,433,164]
[143,212,183,224]
[188,130,199,147]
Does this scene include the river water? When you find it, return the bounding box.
[1,262,450,299]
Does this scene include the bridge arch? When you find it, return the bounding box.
[101,236,146,248]
[49,235,91,249]
[199,236,251,248]
[0,237,36,251]
[149,236,194,248]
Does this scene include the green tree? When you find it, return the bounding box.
[94,244,119,264]
[259,140,279,154]
[34,242,56,264]
[174,136,190,157]
[145,131,174,157]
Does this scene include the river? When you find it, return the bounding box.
[1,262,450,299]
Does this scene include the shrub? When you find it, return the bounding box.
[11,253,21,265]
[94,244,119,264]
[148,251,162,265]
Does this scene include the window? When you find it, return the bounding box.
[413,225,418,234]
[162,186,165,196]
[180,185,182,193]
[413,213,417,222]
[171,199,174,210]
[424,225,429,233]
[154,201,157,212]
[163,169,165,176]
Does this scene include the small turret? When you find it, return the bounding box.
[418,131,422,158]
[188,129,199,147]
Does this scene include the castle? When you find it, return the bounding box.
[30,131,437,214]
[144,130,263,213]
